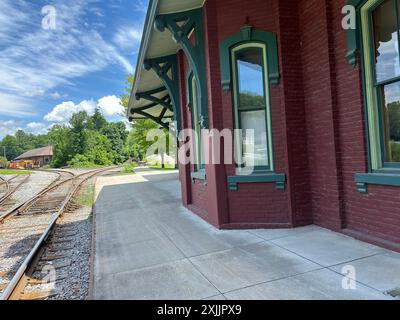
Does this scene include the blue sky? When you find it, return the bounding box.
[0,0,148,138]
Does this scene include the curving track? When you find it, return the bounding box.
[0,170,75,221]
[0,168,113,299]
[0,173,31,212]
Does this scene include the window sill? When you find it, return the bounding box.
[355,172,400,193]
[227,173,286,191]
[191,170,206,182]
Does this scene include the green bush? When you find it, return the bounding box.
[68,154,98,168]
[122,162,137,174]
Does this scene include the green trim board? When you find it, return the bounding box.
[187,71,204,170]
[155,8,209,129]
[227,173,286,192]
[345,0,366,66]
[353,0,400,192]
[230,42,275,173]
[143,54,182,131]
[219,26,280,91]
[355,172,400,193]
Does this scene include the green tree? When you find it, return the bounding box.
[69,111,89,156]
[88,108,107,131]
[101,122,128,163]
[48,125,72,168]
[34,134,51,148]
[125,119,158,161]
[120,74,134,114]
[0,135,22,160]
[15,130,36,152]
[85,130,114,165]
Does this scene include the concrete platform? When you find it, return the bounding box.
[92,169,400,300]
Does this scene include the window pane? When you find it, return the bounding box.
[241,110,269,167]
[381,81,400,162]
[191,76,203,167]
[373,0,400,82]
[236,48,265,109]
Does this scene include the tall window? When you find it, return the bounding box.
[189,74,204,170]
[231,43,273,172]
[362,0,400,168]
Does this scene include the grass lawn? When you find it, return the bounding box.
[149,164,177,170]
[76,183,95,207]
[0,169,30,175]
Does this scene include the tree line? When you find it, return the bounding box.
[0,75,161,168]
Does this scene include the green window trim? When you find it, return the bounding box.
[227,173,286,192]
[345,0,366,66]
[231,43,275,173]
[187,71,205,174]
[350,0,400,192]
[355,172,400,193]
[220,26,285,189]
[219,26,280,91]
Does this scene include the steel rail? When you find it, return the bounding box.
[0,176,10,200]
[0,167,113,300]
[0,172,31,204]
[0,169,80,222]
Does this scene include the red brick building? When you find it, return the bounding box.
[128,0,400,252]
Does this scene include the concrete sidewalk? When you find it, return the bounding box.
[92,169,400,300]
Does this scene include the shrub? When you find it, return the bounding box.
[122,162,137,174]
[68,154,97,168]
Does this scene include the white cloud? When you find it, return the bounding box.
[49,91,68,99]
[0,92,36,117]
[44,95,124,123]
[0,0,135,113]
[44,100,97,123]
[26,122,50,135]
[113,26,142,52]
[0,120,23,138]
[97,95,124,117]
[133,0,148,13]
[0,121,51,139]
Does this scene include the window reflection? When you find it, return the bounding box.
[237,48,264,108]
[234,46,270,169]
[373,0,400,83]
[241,110,269,167]
[382,82,400,162]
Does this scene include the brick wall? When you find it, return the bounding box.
[298,0,400,247]
[176,0,400,249]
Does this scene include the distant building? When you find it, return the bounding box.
[14,146,53,167]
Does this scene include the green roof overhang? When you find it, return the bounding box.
[127,0,206,130]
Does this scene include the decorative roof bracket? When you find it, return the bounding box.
[143,55,182,132]
[155,9,209,129]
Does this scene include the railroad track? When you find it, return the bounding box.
[0,173,31,211]
[0,170,73,220]
[0,167,113,300]
[0,176,9,198]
